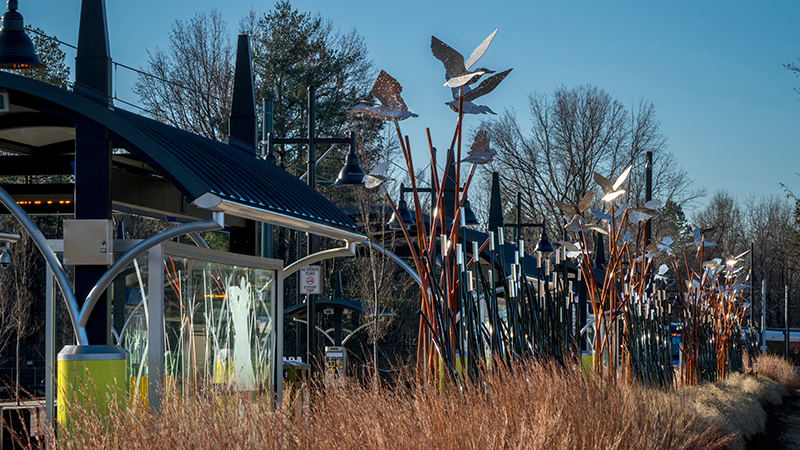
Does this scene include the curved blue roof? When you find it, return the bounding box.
[0,72,361,240]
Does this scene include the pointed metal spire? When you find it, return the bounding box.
[229,34,257,152]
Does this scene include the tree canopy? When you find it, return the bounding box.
[482,84,702,237]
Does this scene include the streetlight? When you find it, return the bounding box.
[334,146,366,186]
[390,183,480,231]
[0,0,43,69]
[387,183,415,231]
[501,192,553,253]
[265,86,361,373]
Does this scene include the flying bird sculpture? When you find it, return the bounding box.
[432,29,498,88]
[644,236,674,259]
[363,161,393,189]
[445,68,513,114]
[350,70,418,121]
[557,240,586,259]
[628,199,662,224]
[461,130,497,164]
[654,264,670,281]
[565,215,585,233]
[594,165,632,202]
[555,192,594,216]
[692,227,717,247]
[724,250,749,267]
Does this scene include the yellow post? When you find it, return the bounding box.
[57,345,127,430]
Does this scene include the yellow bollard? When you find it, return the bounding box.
[57,345,127,431]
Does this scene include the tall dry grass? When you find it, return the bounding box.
[678,373,787,450]
[751,353,800,391]
[40,361,732,450]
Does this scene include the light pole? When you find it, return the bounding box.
[265,86,358,374]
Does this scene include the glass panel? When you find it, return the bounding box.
[112,254,150,405]
[162,254,276,393]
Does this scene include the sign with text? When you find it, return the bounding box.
[299,265,321,295]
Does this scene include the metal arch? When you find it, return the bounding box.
[283,242,356,278]
[366,241,421,286]
[343,322,378,345]
[292,318,335,346]
[0,185,87,344]
[79,212,225,328]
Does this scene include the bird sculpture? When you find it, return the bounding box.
[654,264,670,281]
[594,165,632,202]
[557,240,585,259]
[724,250,749,267]
[644,236,674,259]
[628,199,662,224]
[432,29,498,88]
[691,227,717,247]
[461,129,497,164]
[565,215,585,233]
[555,192,594,216]
[445,68,513,114]
[350,70,417,121]
[363,161,393,189]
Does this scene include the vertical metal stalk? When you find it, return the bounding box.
[785,285,790,360]
[306,86,317,372]
[261,98,274,259]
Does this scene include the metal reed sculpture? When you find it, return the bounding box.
[351,29,752,389]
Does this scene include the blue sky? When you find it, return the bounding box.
[24,1,800,215]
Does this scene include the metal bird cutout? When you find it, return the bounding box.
[594,165,632,202]
[628,199,662,224]
[363,161,392,189]
[432,29,498,88]
[692,227,717,247]
[446,68,513,114]
[350,70,418,121]
[555,192,593,216]
[461,129,497,164]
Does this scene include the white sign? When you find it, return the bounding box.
[299,265,321,295]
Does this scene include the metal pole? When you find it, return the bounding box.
[761,279,767,354]
[749,242,754,327]
[261,98,274,259]
[785,285,790,360]
[306,86,317,373]
[515,192,522,243]
[45,266,55,420]
[644,151,652,248]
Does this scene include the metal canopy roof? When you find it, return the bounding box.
[0,72,363,242]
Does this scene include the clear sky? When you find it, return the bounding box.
[23,0,800,215]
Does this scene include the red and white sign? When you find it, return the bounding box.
[299,265,321,295]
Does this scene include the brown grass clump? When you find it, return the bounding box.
[677,373,787,450]
[751,353,800,391]
[41,361,731,450]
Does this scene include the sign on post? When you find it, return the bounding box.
[299,265,321,295]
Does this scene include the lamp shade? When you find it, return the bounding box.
[463,199,479,226]
[0,2,43,69]
[388,198,415,231]
[334,150,365,186]
[534,230,554,253]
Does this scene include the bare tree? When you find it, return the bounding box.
[785,57,800,97]
[483,85,701,235]
[0,232,40,403]
[134,9,234,141]
[692,190,746,258]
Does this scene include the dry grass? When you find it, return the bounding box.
[751,353,800,391]
[40,362,733,450]
[677,373,787,450]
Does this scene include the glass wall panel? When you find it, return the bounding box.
[162,253,276,393]
[118,243,279,402]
